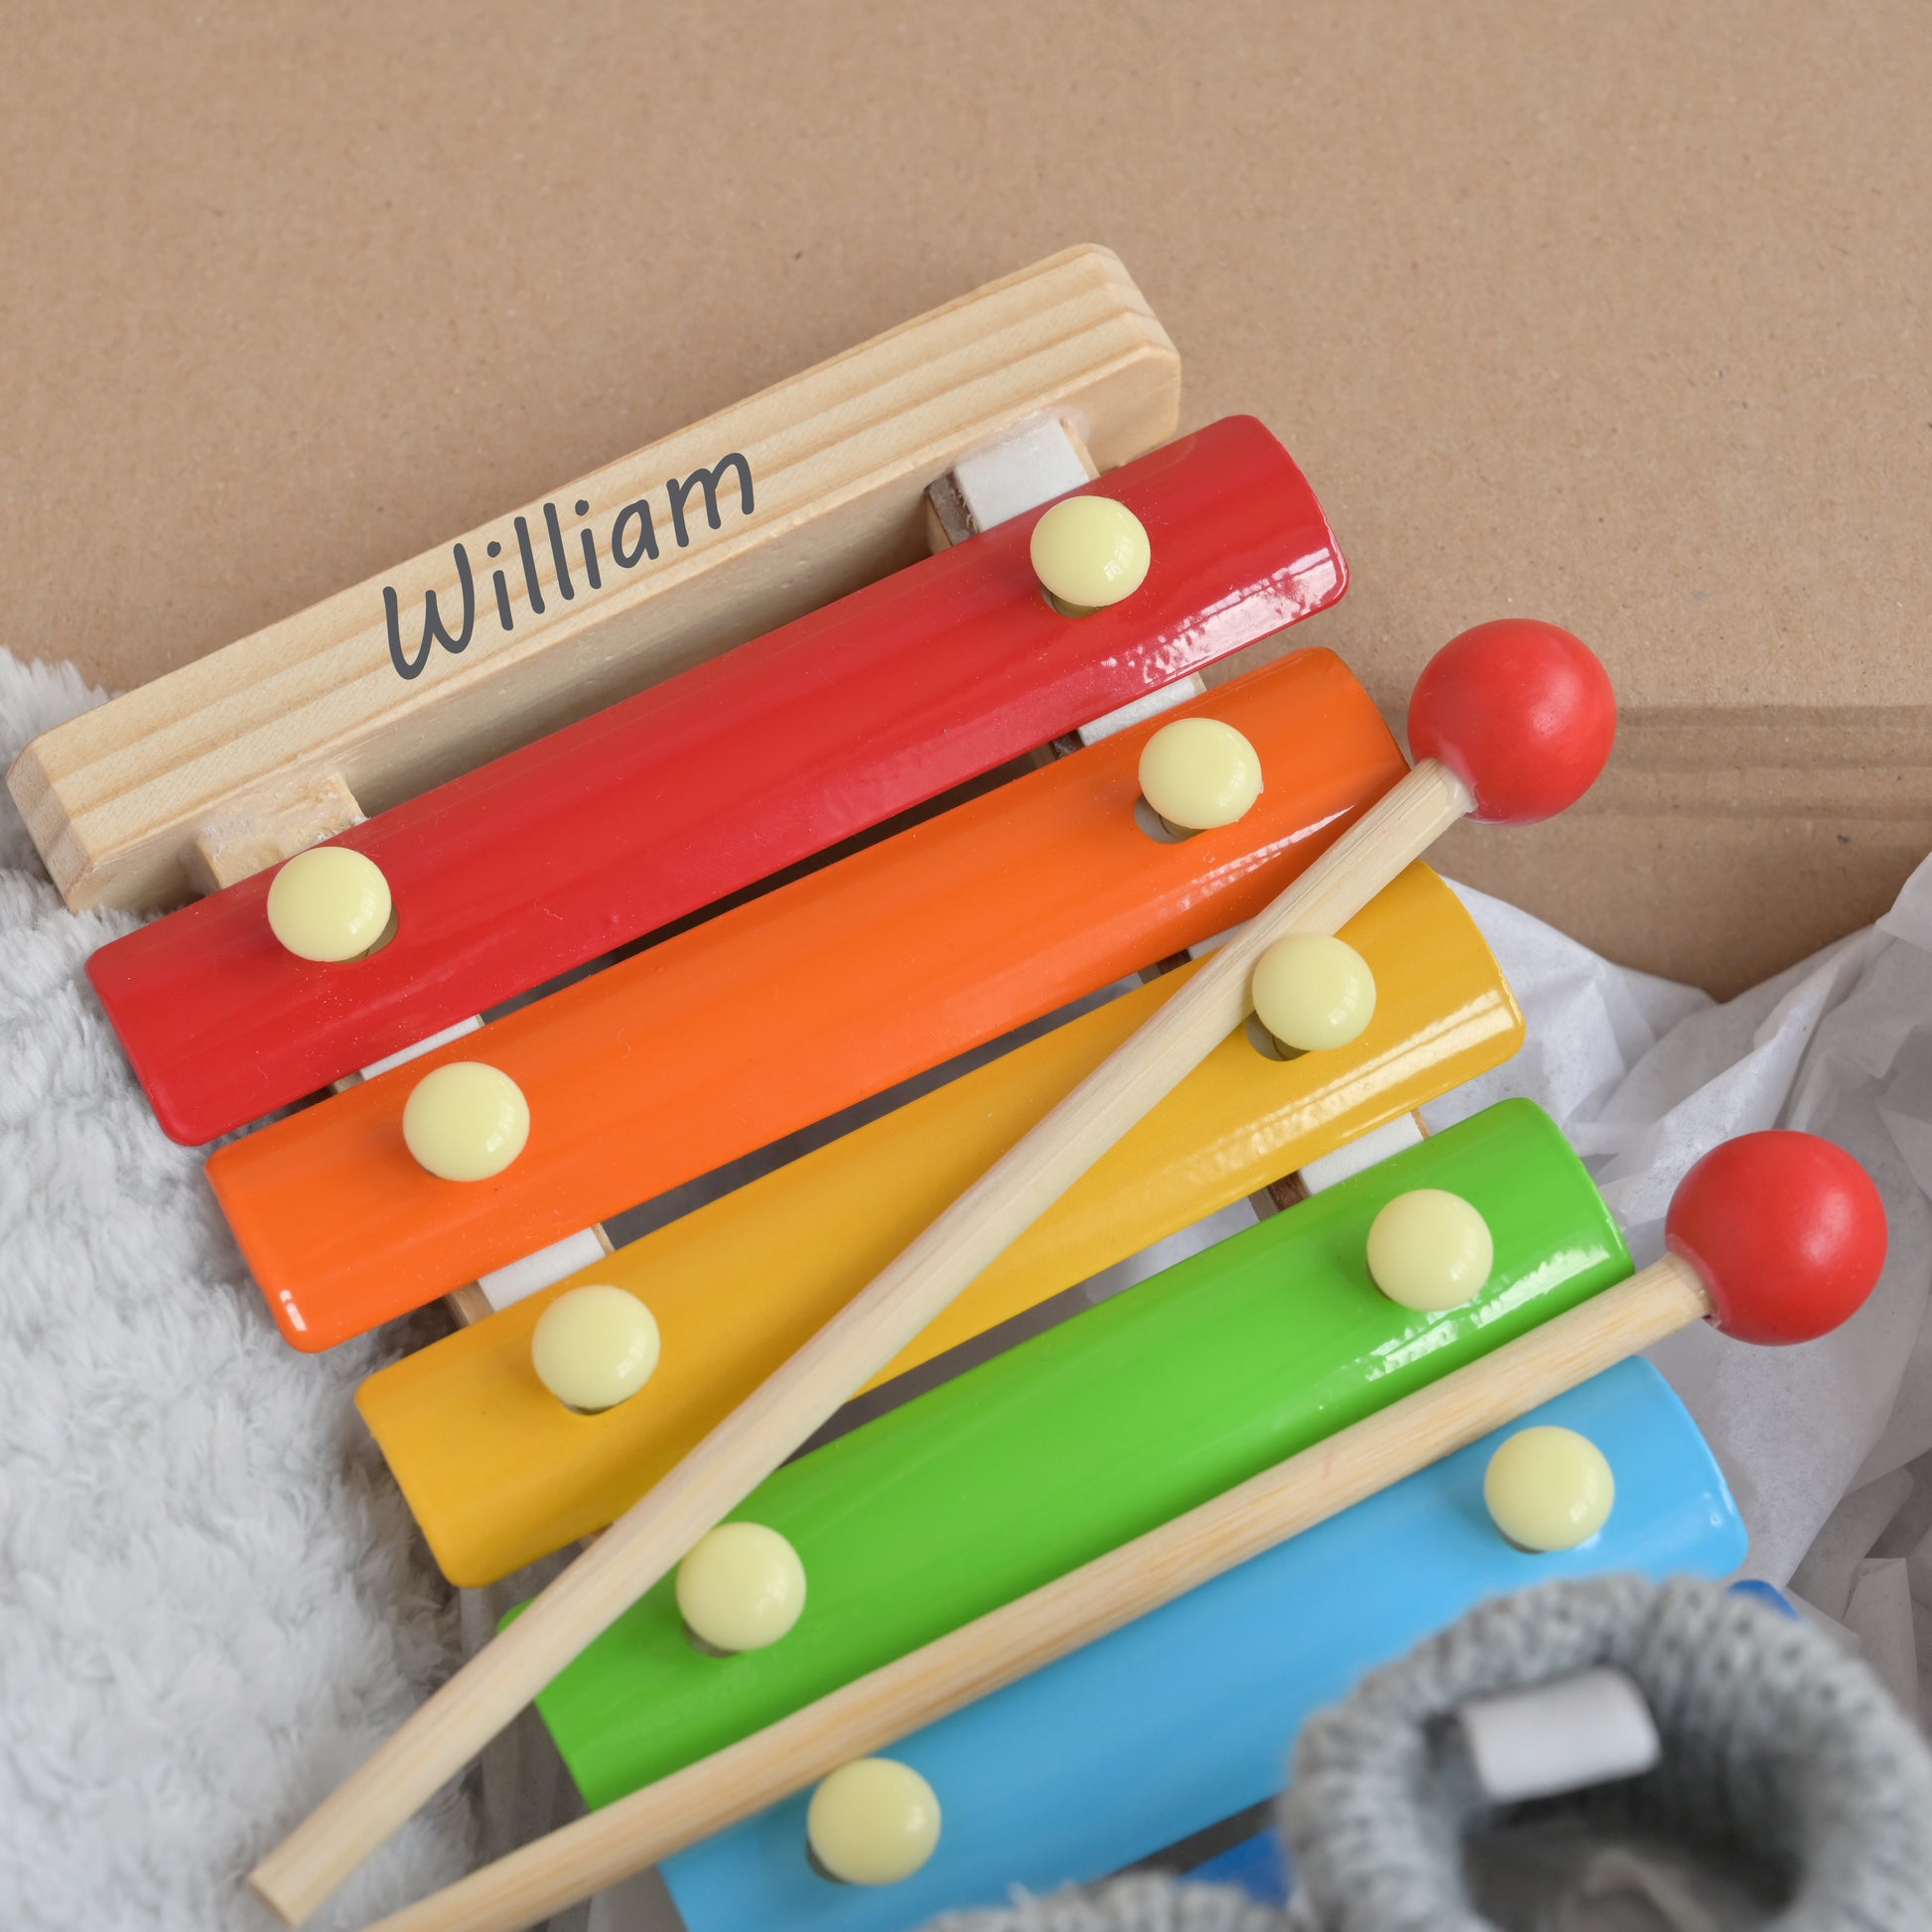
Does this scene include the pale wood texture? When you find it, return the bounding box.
[354,1252,1714,1932]
[185,769,365,893]
[248,758,1475,1926]
[9,246,1177,913]
[445,1287,493,1330]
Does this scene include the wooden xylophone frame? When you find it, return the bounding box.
[6,241,1771,1932]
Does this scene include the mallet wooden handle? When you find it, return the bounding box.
[352,1255,1715,1932]
[249,757,1475,1923]
[260,616,1634,1922]
[355,1102,1896,1932]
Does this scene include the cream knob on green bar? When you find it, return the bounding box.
[531,1285,660,1413]
[402,1060,530,1181]
[1030,495,1150,614]
[1366,1188,1493,1311]
[1484,1426,1615,1551]
[806,1758,941,1885]
[675,1523,807,1655]
[265,846,391,962]
[1137,718,1263,834]
[1251,933,1377,1054]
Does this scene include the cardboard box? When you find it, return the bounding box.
[5,2,1925,993]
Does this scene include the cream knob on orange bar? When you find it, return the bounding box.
[806,1758,941,1885]
[531,1285,659,1414]
[1366,1189,1493,1311]
[676,1523,807,1655]
[1030,495,1150,614]
[265,847,392,962]
[1484,1427,1615,1551]
[1138,718,1263,834]
[402,1061,530,1181]
[1251,934,1377,1054]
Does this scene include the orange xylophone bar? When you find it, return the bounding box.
[207,647,1405,1350]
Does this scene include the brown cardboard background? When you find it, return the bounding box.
[3,0,1927,994]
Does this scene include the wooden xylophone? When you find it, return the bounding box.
[7,247,1888,1932]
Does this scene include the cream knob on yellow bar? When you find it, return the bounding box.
[531,1285,660,1413]
[1366,1188,1493,1311]
[676,1523,807,1654]
[265,847,392,962]
[1484,1427,1615,1551]
[806,1758,941,1885]
[1251,934,1377,1053]
[1138,718,1263,834]
[402,1060,530,1181]
[1030,495,1150,614]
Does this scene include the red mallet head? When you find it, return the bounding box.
[1408,620,1617,825]
[1666,1131,1888,1345]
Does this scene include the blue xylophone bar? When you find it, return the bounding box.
[660,1359,1744,1932]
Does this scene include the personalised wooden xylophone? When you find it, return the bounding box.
[5,247,1888,1932]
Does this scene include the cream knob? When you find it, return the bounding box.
[806,1757,941,1885]
[1365,1188,1493,1311]
[675,1522,807,1653]
[530,1284,660,1413]
[1484,1426,1615,1551]
[1030,495,1151,613]
[402,1060,530,1181]
[1138,718,1263,833]
[1251,934,1377,1053]
[265,846,392,962]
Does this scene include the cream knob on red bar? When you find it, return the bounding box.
[676,1523,807,1655]
[1138,718,1263,834]
[1484,1427,1615,1551]
[806,1758,941,1885]
[531,1285,659,1414]
[1030,495,1150,614]
[265,846,391,962]
[1251,934,1377,1054]
[402,1061,530,1181]
[1366,1189,1493,1311]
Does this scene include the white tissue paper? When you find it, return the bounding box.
[1432,857,1932,1729]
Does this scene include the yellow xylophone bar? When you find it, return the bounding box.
[357,863,1522,1587]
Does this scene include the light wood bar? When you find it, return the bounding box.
[10,245,1178,911]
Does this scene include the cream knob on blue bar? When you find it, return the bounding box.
[266,846,392,962]
[402,1060,530,1181]
[806,1758,941,1885]
[1030,495,1150,614]
[1251,934,1377,1053]
[676,1522,807,1654]
[531,1285,660,1413]
[1366,1188,1493,1311]
[1484,1427,1615,1551]
[1138,718,1263,834]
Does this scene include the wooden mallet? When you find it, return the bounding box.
[251,618,1620,1924]
[345,1127,1887,1932]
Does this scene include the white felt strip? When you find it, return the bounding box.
[357,1013,483,1081]
[1458,1666,1661,1803]
[950,416,1093,531]
[1075,674,1209,747]
[1298,1114,1428,1195]
[479,1227,610,1311]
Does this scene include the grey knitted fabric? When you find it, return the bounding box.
[918,1576,1932,1932]
[1284,1575,1932,1932]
